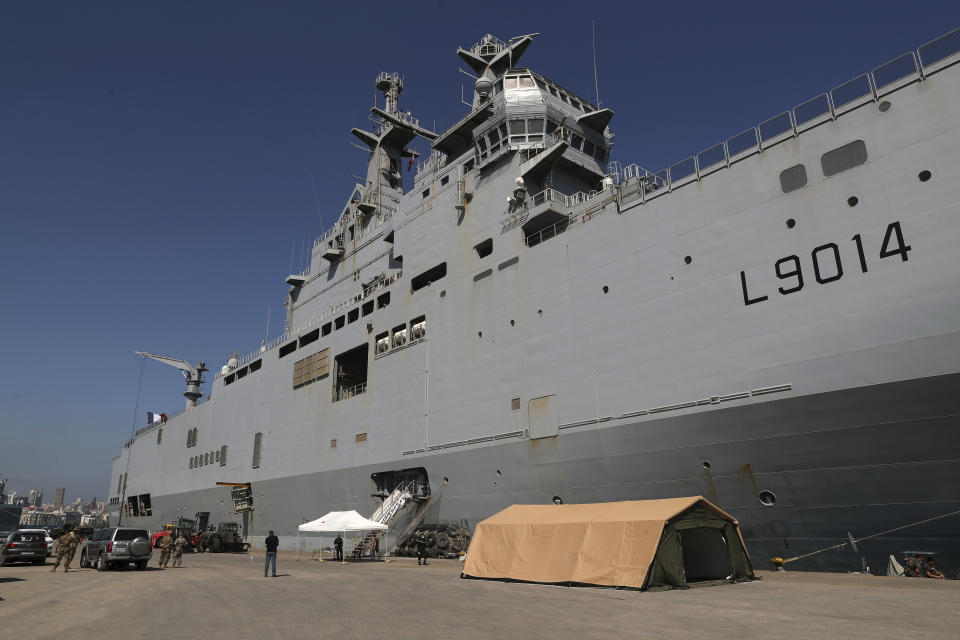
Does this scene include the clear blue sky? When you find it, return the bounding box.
[1,1,956,501]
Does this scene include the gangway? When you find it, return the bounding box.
[351,479,430,559]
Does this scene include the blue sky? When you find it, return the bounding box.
[0,1,956,500]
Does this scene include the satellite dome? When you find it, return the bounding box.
[227,357,239,370]
[475,77,493,98]
[221,365,230,375]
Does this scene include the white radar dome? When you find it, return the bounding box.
[228,357,239,370]
[221,365,230,375]
[475,77,493,98]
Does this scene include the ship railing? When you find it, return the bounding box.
[333,382,367,402]
[609,26,959,203]
[523,217,570,248]
[415,150,444,178]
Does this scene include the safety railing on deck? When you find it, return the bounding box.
[597,26,959,203]
[333,382,367,403]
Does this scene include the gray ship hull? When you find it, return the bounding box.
[111,31,960,577]
[120,372,960,574]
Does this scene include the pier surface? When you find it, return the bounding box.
[2,551,955,639]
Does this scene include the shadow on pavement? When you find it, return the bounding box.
[0,577,27,583]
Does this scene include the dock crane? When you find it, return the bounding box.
[135,351,208,410]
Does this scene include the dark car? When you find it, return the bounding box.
[79,527,152,570]
[0,529,49,566]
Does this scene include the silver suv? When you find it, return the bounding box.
[79,527,152,571]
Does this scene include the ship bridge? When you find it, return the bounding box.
[433,34,614,191]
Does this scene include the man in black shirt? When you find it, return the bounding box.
[334,535,343,562]
[264,530,279,577]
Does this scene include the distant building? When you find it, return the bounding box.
[54,488,65,507]
[28,489,43,507]
[80,514,106,528]
[19,510,64,528]
[0,476,6,503]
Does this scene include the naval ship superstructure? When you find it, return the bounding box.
[110,31,960,572]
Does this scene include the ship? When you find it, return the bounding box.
[110,29,960,573]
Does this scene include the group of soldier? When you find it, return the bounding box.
[46,526,190,572]
[157,530,188,568]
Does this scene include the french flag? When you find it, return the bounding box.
[147,412,165,424]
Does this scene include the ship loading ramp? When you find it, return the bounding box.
[462,497,755,591]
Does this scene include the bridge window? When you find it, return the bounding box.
[377,291,390,309]
[220,445,227,466]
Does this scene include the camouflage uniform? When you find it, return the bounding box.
[172,535,186,568]
[158,532,173,568]
[50,531,78,572]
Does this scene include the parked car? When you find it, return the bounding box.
[45,533,54,556]
[0,529,48,566]
[79,527,152,571]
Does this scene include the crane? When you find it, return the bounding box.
[135,351,208,410]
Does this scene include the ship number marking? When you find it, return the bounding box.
[740,221,912,306]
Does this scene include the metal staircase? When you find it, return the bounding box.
[351,480,429,559]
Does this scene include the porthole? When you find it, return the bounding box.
[878,100,891,112]
[602,285,609,294]
[552,496,563,505]
[440,289,446,297]
[847,196,859,207]
[442,477,449,485]
[918,170,931,182]
[496,469,502,476]
[537,309,543,316]
[702,461,711,470]
[684,255,692,265]
[477,331,482,338]
[786,218,796,229]
[758,490,777,507]
[509,319,515,327]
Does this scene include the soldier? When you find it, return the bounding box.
[50,529,78,572]
[334,535,343,562]
[416,533,429,566]
[158,530,174,568]
[172,533,187,568]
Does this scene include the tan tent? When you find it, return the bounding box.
[462,496,755,590]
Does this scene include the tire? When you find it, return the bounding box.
[80,551,88,568]
[208,537,222,553]
[129,537,150,557]
[136,560,147,570]
[96,554,107,571]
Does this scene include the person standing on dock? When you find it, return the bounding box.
[334,535,343,562]
[416,533,429,566]
[264,530,279,577]
[158,530,173,568]
[172,533,187,568]
[49,529,78,572]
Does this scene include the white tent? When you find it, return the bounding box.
[297,510,387,562]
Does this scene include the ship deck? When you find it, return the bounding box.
[5,552,957,639]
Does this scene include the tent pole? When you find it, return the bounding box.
[297,526,300,561]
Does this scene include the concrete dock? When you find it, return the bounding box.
[1,551,956,639]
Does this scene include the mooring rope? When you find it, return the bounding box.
[779,508,960,565]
